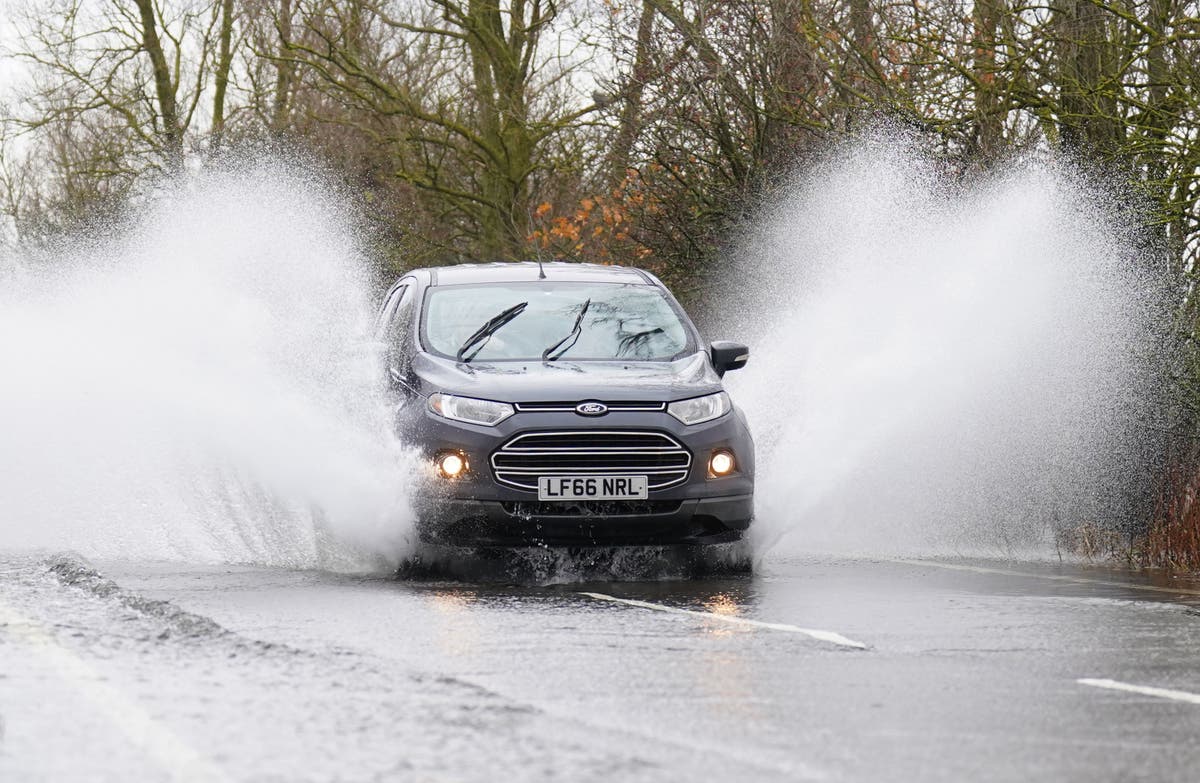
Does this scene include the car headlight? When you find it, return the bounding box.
[667,391,731,425]
[428,393,514,426]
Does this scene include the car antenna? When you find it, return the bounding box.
[529,202,548,279]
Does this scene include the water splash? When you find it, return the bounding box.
[725,137,1160,558]
[0,159,417,568]
[0,142,1159,574]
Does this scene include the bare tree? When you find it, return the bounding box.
[280,0,599,259]
[13,0,233,167]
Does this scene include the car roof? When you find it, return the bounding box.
[423,261,654,286]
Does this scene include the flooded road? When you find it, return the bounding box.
[0,153,1172,782]
[3,553,1199,781]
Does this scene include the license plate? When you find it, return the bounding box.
[537,475,649,501]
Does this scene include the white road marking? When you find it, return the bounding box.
[0,601,228,783]
[579,591,868,649]
[890,558,1200,598]
[1077,678,1200,705]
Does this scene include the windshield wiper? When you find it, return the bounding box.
[617,326,665,356]
[542,299,591,362]
[456,301,528,363]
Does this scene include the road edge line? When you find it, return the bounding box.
[889,558,1200,598]
[0,600,229,782]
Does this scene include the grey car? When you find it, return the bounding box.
[375,261,754,547]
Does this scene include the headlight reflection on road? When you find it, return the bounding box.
[429,590,481,658]
[702,593,741,617]
[695,595,760,722]
[699,593,743,638]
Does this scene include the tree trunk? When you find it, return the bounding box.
[211,0,236,150]
[609,0,655,186]
[132,0,183,167]
[465,0,535,258]
[849,0,879,103]
[1053,0,1122,159]
[970,0,1005,162]
[271,0,295,133]
[763,0,812,164]
[1142,0,1183,262]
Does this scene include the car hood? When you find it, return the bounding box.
[411,352,723,403]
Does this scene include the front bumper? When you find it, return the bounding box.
[415,494,753,546]
[399,401,755,547]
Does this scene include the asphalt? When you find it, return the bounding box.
[2,551,1200,782]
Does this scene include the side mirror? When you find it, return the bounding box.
[710,341,749,376]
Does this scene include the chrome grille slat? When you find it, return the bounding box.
[491,467,690,475]
[502,432,677,449]
[514,401,667,413]
[500,447,682,454]
[491,430,691,492]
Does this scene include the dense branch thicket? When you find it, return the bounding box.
[4,0,1200,562]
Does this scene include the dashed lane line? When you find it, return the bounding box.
[1078,678,1200,705]
[578,591,869,649]
[0,600,229,783]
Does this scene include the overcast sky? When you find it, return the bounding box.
[1,0,28,99]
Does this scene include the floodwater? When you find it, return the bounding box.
[3,552,1200,781]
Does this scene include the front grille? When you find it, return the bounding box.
[490,430,691,492]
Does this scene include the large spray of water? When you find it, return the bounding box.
[0,160,416,568]
[725,138,1158,558]
[0,142,1157,572]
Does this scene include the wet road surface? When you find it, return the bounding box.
[2,552,1200,781]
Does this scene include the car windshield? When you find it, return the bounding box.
[423,282,691,362]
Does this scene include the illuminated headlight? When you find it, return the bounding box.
[667,392,731,425]
[428,393,514,426]
[709,449,736,477]
[435,450,468,479]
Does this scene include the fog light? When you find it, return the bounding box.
[709,449,736,477]
[436,451,468,479]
